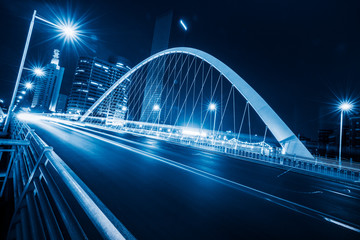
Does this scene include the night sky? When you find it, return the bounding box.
[0,0,359,139]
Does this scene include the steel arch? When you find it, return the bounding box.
[80,47,313,159]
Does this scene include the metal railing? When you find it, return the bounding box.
[176,139,360,183]
[0,118,135,239]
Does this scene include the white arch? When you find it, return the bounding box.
[81,47,313,159]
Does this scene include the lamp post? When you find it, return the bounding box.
[338,102,352,168]
[2,10,79,134]
[2,11,36,133]
[25,82,33,90]
[209,103,217,138]
[153,104,160,132]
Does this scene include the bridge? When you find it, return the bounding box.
[1,48,360,239]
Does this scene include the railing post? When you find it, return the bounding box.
[0,147,16,197]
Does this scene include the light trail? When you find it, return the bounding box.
[46,121,360,233]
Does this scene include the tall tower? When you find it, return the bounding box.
[66,56,131,122]
[31,49,64,112]
[140,11,173,123]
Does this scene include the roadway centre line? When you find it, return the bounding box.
[49,121,360,233]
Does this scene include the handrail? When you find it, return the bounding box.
[1,117,135,239]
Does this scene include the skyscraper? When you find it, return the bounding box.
[31,49,64,112]
[66,56,131,121]
[349,114,360,160]
[56,94,68,113]
[140,11,173,123]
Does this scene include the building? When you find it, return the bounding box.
[318,129,337,157]
[349,114,360,161]
[31,49,64,112]
[56,94,68,113]
[349,115,360,148]
[299,135,318,156]
[140,11,173,123]
[66,56,131,123]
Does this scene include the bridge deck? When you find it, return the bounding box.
[23,119,360,239]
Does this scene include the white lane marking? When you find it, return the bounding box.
[292,191,323,195]
[324,217,360,233]
[193,152,215,158]
[277,165,298,178]
[323,189,360,200]
[49,121,360,233]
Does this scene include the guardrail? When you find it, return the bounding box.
[0,118,135,239]
[176,139,360,183]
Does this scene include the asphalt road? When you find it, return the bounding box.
[27,120,360,240]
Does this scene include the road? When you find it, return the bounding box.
[27,119,360,239]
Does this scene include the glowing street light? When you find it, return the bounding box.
[153,104,161,130]
[340,102,352,111]
[21,91,26,94]
[3,10,82,133]
[153,104,160,111]
[209,103,216,111]
[24,66,45,77]
[33,67,45,77]
[209,103,217,137]
[25,82,33,90]
[338,101,353,167]
[61,25,76,38]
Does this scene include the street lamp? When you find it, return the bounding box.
[33,67,46,77]
[153,104,160,111]
[2,10,80,133]
[338,101,353,168]
[209,103,217,138]
[153,104,161,131]
[25,82,33,90]
[24,66,46,77]
[60,24,78,41]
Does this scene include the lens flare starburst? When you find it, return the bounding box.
[33,67,46,77]
[25,82,33,90]
[35,5,95,55]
